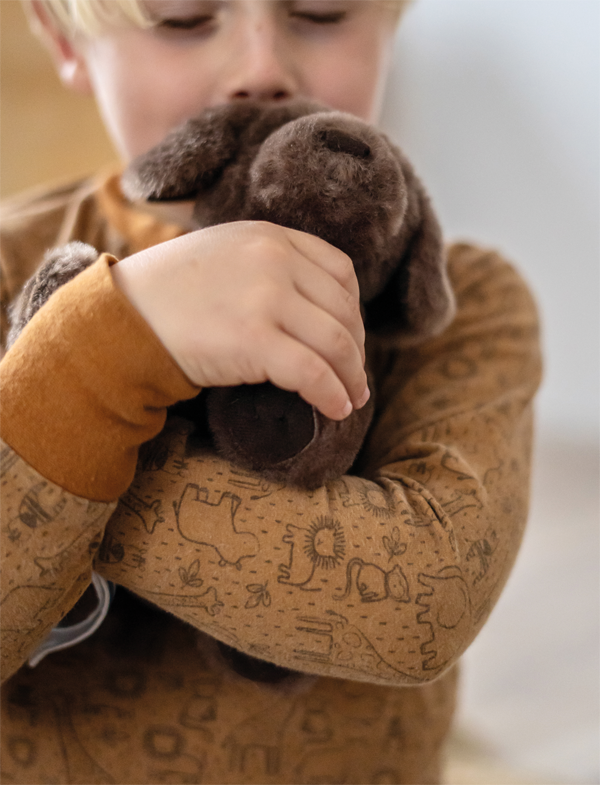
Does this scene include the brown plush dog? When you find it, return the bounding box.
[8,100,455,490]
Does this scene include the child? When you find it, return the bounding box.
[0,1,542,783]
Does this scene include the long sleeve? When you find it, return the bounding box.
[0,443,116,681]
[0,256,200,679]
[95,243,542,686]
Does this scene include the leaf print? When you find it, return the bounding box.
[245,593,263,609]
[245,582,271,608]
[383,526,407,561]
[179,559,204,588]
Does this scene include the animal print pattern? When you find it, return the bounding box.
[0,237,542,783]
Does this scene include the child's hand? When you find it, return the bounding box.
[110,221,369,421]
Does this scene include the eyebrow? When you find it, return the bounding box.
[143,0,223,20]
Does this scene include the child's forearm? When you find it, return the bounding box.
[95,244,542,686]
[0,441,116,681]
[95,418,528,686]
[95,346,537,687]
[0,254,198,677]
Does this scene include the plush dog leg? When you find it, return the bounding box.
[7,241,99,348]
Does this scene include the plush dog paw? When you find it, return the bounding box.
[206,381,374,489]
[7,241,99,348]
[206,382,316,469]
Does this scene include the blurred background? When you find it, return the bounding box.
[1,1,598,783]
[382,3,599,784]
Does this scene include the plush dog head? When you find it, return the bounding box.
[122,100,454,340]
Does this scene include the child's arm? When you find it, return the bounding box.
[0,443,117,680]
[0,220,368,678]
[0,253,196,680]
[94,243,542,686]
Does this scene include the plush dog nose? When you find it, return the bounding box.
[319,128,371,159]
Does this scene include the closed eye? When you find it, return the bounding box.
[157,15,214,30]
[290,11,347,24]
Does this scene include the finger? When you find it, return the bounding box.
[259,330,354,421]
[290,257,366,364]
[279,224,361,302]
[277,296,368,408]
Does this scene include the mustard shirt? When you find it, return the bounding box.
[0,172,542,784]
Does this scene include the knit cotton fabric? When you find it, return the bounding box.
[0,173,542,784]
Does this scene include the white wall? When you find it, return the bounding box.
[381,0,599,443]
[379,4,599,782]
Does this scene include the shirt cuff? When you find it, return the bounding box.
[0,254,200,501]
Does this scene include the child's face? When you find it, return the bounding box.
[54,1,398,160]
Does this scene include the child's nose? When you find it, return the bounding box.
[224,15,298,102]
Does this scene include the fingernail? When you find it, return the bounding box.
[341,399,353,418]
[356,385,370,409]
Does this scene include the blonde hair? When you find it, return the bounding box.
[30,0,154,37]
[31,0,411,38]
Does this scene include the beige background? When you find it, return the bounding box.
[0,0,117,199]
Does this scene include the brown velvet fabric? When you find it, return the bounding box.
[0,173,542,784]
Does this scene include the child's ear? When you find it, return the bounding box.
[27,0,93,95]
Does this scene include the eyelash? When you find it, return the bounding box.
[291,11,347,24]
[158,10,347,31]
[158,16,213,30]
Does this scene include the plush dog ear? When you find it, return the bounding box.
[121,103,263,202]
[364,168,456,342]
[122,100,330,205]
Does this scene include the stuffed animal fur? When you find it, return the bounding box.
[7,101,455,687]
[8,100,455,491]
